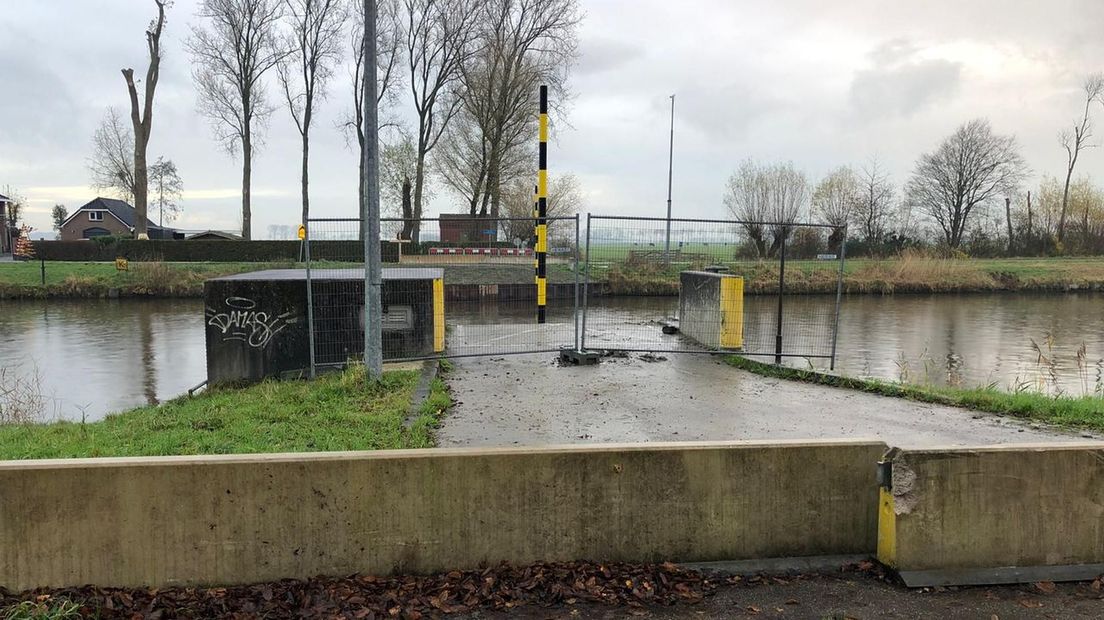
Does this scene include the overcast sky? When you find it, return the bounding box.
[4,0,1104,237]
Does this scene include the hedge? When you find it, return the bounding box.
[405,241,522,255]
[30,240,399,263]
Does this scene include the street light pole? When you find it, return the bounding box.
[362,0,383,380]
[664,94,675,265]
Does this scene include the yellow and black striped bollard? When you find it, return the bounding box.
[536,85,548,323]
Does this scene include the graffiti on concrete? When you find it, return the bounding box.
[206,297,295,349]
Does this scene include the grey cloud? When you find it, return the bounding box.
[849,40,962,120]
[576,36,643,76]
[0,28,81,149]
[675,81,781,141]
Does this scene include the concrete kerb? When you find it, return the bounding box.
[6,439,1104,591]
[403,359,440,428]
[877,442,1104,587]
[0,439,886,591]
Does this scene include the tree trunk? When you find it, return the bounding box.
[410,151,426,244]
[242,131,252,240]
[401,177,413,241]
[1026,191,1033,242]
[1005,197,1014,255]
[1059,169,1073,242]
[133,144,149,237]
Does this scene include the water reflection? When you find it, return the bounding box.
[0,292,1101,421]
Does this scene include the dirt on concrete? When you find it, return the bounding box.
[469,572,1104,619]
[438,353,1090,448]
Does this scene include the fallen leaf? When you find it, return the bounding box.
[1035,581,1056,594]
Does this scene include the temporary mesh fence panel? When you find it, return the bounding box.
[581,216,844,362]
[305,216,580,367]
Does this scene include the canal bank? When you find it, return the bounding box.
[4,256,1104,299]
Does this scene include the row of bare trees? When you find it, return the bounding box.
[724,119,1033,257]
[721,73,1104,258]
[175,0,581,240]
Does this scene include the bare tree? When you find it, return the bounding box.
[402,0,479,242]
[88,107,137,203]
[723,160,807,257]
[346,0,402,218]
[450,0,580,220]
[812,166,859,250]
[148,156,184,225]
[121,0,168,239]
[907,119,1028,250]
[852,156,895,246]
[279,0,347,228]
[380,131,417,213]
[1058,74,1104,242]
[436,108,490,214]
[187,0,286,240]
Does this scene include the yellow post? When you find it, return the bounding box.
[432,278,445,353]
[877,487,897,568]
[719,276,744,349]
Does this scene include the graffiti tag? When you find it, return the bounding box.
[206,297,295,349]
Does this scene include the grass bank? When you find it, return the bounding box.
[0,366,451,459]
[0,260,308,299]
[725,356,1104,432]
[601,256,1104,296]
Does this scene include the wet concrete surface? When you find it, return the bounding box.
[438,353,1091,448]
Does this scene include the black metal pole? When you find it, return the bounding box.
[774,226,787,365]
[40,259,45,285]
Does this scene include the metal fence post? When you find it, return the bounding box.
[774,225,787,365]
[304,224,317,378]
[573,213,580,351]
[830,225,847,371]
[580,213,592,352]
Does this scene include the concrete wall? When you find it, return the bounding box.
[678,271,744,349]
[878,442,1104,586]
[0,440,885,590]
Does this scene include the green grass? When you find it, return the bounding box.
[0,366,452,459]
[583,251,1104,295]
[2,600,81,620]
[0,260,315,298]
[725,355,1104,431]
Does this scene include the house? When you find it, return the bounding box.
[58,197,184,241]
[0,193,10,254]
[439,213,498,243]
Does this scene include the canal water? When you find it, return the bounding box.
[1,292,1102,421]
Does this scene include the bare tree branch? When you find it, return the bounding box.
[121,0,168,238]
[187,0,287,239]
[907,118,1029,250]
[278,0,348,227]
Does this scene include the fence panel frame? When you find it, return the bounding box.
[304,216,582,373]
[580,215,846,366]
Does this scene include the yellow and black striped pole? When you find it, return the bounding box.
[536,84,548,324]
[533,184,539,283]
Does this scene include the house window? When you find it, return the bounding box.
[88,211,104,221]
